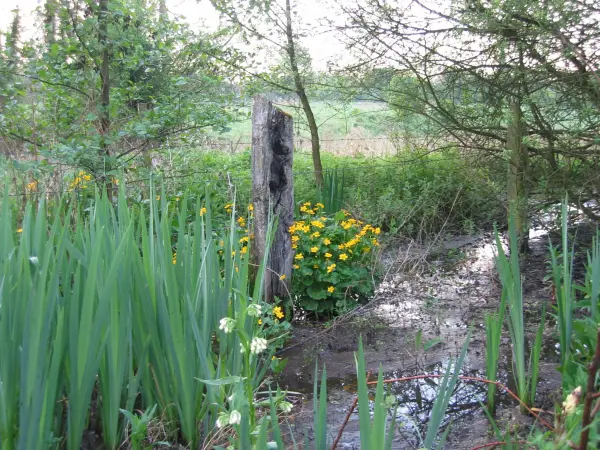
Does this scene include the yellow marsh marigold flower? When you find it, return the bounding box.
[279,274,286,281]
[248,203,254,211]
[273,306,284,319]
[316,203,325,209]
[372,239,380,247]
[17,228,23,233]
[311,220,325,229]
[237,216,246,225]
[310,246,319,253]
[327,286,335,293]
[258,319,262,325]
[240,246,248,255]
[292,235,300,242]
[325,252,332,258]
[311,232,320,238]
[156,195,160,201]
[327,263,336,273]
[293,264,300,269]
[231,250,236,257]
[305,209,315,215]
[292,244,298,249]
[240,236,249,243]
[324,238,331,245]
[374,227,381,235]
[295,253,304,260]
[172,252,177,264]
[303,202,312,207]
[339,253,348,261]
[199,207,207,216]
[300,205,307,212]
[26,181,37,192]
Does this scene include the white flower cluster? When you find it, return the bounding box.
[246,303,262,317]
[279,401,293,413]
[250,337,268,354]
[219,317,236,334]
[216,409,241,428]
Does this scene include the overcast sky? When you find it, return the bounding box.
[0,0,345,70]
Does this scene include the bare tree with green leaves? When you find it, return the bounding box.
[209,0,325,186]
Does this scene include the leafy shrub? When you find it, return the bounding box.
[290,202,380,315]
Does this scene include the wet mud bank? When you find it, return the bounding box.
[277,227,572,449]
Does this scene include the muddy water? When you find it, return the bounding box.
[277,231,562,449]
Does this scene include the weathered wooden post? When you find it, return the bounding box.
[252,96,294,303]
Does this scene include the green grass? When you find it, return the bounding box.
[208,100,394,141]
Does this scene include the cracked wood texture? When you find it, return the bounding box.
[252,96,294,303]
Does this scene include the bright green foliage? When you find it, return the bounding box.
[485,292,506,414]
[495,215,531,411]
[0,0,236,179]
[355,337,397,450]
[0,185,280,449]
[289,203,380,315]
[549,198,576,388]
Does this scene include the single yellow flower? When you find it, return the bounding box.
[327,263,336,273]
[311,232,320,238]
[295,253,304,260]
[240,246,248,255]
[199,207,207,216]
[172,252,177,264]
[292,244,298,249]
[156,195,160,201]
[310,246,319,253]
[327,286,335,293]
[292,235,300,242]
[17,228,23,233]
[374,227,381,235]
[339,253,348,261]
[258,319,262,325]
[316,203,325,209]
[372,239,380,247]
[311,220,325,229]
[231,250,236,257]
[293,264,300,269]
[325,252,332,258]
[273,306,284,319]
[323,238,331,245]
[248,203,254,211]
[279,274,286,280]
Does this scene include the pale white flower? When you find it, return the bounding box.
[279,401,293,413]
[216,412,229,428]
[229,410,241,425]
[219,317,235,334]
[250,337,268,354]
[246,303,262,317]
[562,386,582,415]
[240,343,246,353]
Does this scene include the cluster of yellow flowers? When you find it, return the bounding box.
[26,181,37,192]
[289,202,382,299]
[69,171,93,191]
[299,201,325,215]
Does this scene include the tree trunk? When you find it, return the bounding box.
[507,99,529,252]
[99,0,110,158]
[251,96,295,303]
[284,0,323,187]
